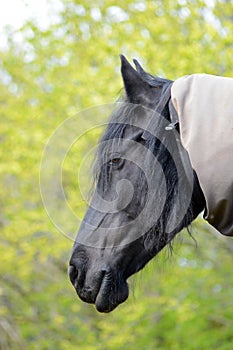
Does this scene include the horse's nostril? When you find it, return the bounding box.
[83,286,92,297]
[68,264,78,285]
[101,266,111,274]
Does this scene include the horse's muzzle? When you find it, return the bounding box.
[68,263,129,312]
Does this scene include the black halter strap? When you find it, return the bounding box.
[155,83,173,115]
[142,82,179,139]
[159,83,179,131]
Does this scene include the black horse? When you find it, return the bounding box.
[68,55,206,313]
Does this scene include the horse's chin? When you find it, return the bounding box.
[95,277,129,313]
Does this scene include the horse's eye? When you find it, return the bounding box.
[108,157,124,169]
[109,158,121,166]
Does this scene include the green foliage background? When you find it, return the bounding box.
[0,0,233,349]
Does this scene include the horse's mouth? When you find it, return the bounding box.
[95,273,129,313]
[69,265,129,313]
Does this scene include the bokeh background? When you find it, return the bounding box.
[0,0,233,349]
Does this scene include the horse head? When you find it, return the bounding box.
[68,56,205,312]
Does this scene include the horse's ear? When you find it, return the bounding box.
[120,54,151,104]
[133,58,159,87]
[133,58,146,76]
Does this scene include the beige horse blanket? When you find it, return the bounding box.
[171,74,233,236]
